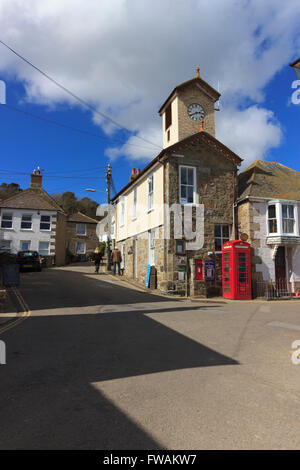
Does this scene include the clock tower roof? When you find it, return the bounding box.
[158,70,220,116]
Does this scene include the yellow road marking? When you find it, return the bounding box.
[0,287,31,335]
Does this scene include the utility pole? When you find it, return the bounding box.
[106,164,112,271]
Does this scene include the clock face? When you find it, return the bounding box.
[187,103,205,121]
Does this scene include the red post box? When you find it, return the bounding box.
[222,240,252,300]
[195,259,203,281]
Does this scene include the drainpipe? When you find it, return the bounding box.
[232,169,237,240]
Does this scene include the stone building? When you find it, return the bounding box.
[66,212,99,260]
[237,160,300,294]
[0,170,67,265]
[112,70,242,296]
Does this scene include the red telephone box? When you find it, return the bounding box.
[222,240,252,300]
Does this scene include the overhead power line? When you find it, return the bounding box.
[0,39,161,150]
[1,103,159,152]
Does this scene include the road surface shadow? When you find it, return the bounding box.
[0,306,238,449]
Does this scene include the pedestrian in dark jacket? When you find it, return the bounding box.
[93,248,102,273]
[111,248,122,275]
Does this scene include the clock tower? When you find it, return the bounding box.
[158,68,220,149]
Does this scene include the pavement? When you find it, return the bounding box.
[1,263,300,449]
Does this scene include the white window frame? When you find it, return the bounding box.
[0,240,11,252]
[148,229,155,266]
[179,165,197,205]
[147,174,154,211]
[282,204,295,234]
[120,197,125,227]
[1,212,13,229]
[21,213,32,230]
[214,224,231,253]
[267,203,278,235]
[132,187,137,220]
[267,200,299,237]
[20,240,31,251]
[39,241,50,256]
[76,223,86,235]
[75,241,86,254]
[40,215,51,231]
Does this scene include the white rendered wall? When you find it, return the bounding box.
[252,202,275,281]
[0,209,57,254]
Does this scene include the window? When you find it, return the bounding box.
[214,225,230,252]
[267,201,298,236]
[39,241,50,256]
[20,241,31,251]
[165,103,172,130]
[21,214,32,230]
[282,204,295,234]
[120,198,125,226]
[268,204,277,234]
[176,240,185,254]
[0,240,11,252]
[75,241,86,254]
[40,215,51,231]
[76,223,86,235]
[1,213,13,229]
[132,187,137,220]
[149,230,155,265]
[179,166,196,204]
[148,175,154,211]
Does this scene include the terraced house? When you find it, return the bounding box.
[112,70,242,296]
[0,170,67,265]
[237,160,300,295]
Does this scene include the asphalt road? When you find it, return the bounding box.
[1,264,300,449]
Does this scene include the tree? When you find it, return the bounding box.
[77,197,98,219]
[51,191,99,218]
[0,182,22,200]
[55,191,78,214]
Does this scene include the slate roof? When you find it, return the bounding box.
[238,160,300,201]
[0,187,64,212]
[112,131,242,202]
[67,212,98,224]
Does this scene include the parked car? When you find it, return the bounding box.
[16,250,42,272]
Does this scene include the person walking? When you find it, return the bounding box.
[110,247,122,275]
[93,248,102,274]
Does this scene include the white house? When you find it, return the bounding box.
[0,171,67,265]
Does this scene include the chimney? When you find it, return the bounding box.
[129,168,136,182]
[136,168,141,175]
[30,169,42,188]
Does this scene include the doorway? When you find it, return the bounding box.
[133,237,138,279]
[275,246,287,292]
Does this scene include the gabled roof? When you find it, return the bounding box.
[0,187,64,212]
[290,57,300,68]
[158,76,220,115]
[112,131,242,202]
[67,212,98,224]
[238,160,300,201]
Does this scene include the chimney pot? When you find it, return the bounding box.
[129,168,136,182]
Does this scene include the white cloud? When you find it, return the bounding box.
[216,106,283,168]
[0,0,299,165]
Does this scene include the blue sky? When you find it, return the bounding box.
[0,0,299,205]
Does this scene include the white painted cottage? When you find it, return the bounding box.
[0,171,67,265]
